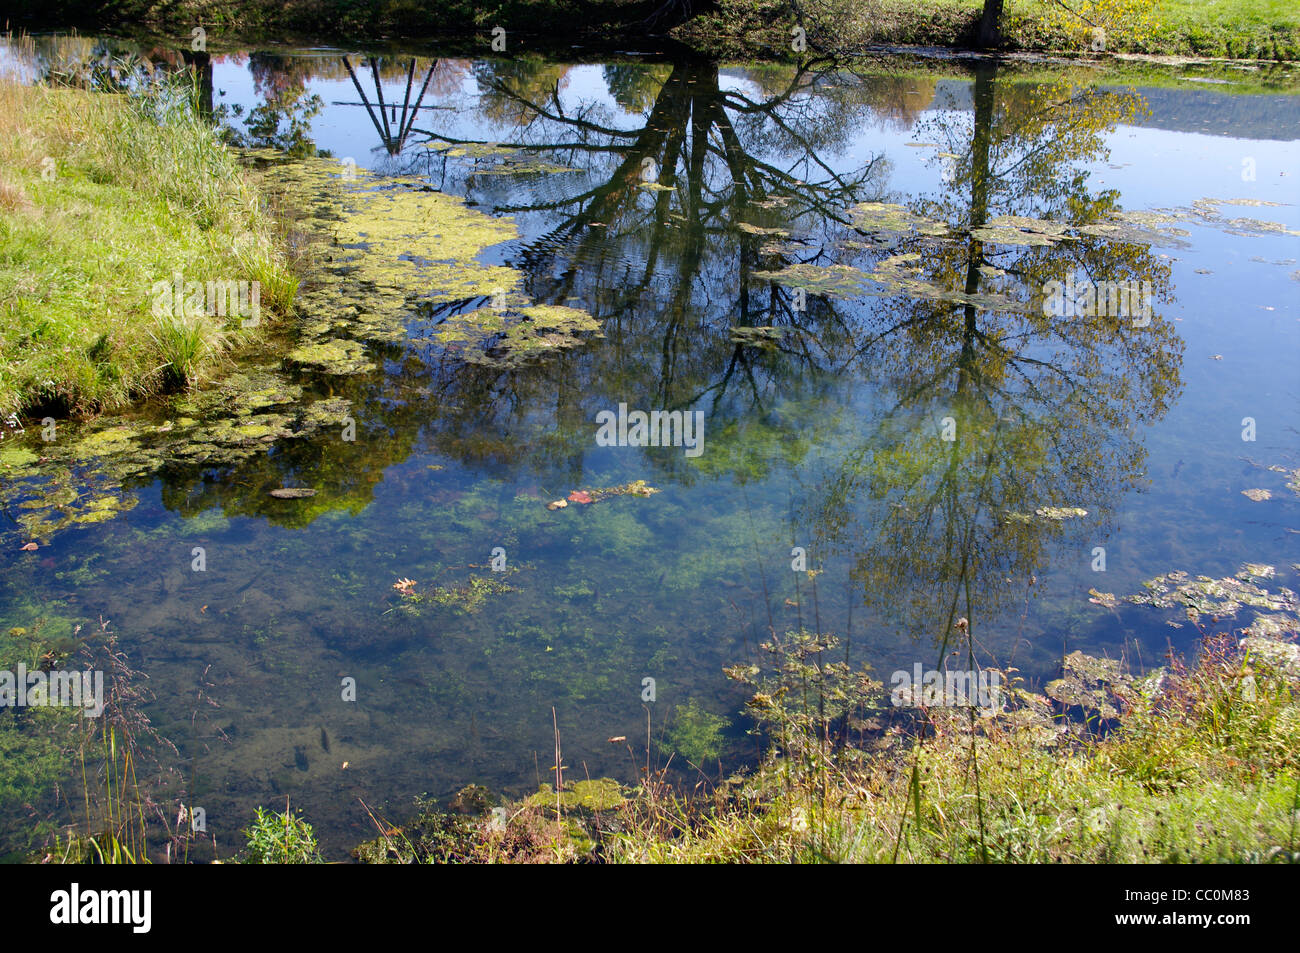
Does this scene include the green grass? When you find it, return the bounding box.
[0,67,298,417]
[1151,0,1300,59]
[593,626,1300,863]
[683,0,1300,60]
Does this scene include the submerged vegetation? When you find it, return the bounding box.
[326,563,1300,864]
[16,560,1300,863]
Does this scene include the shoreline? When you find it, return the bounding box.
[6,0,1300,62]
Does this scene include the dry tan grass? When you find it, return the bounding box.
[0,179,35,215]
[0,78,40,166]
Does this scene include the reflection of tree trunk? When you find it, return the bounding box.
[959,65,996,391]
[945,64,997,656]
[977,0,1004,49]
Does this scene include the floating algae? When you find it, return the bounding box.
[729,326,785,348]
[288,339,376,375]
[736,222,790,237]
[424,138,578,175]
[0,364,354,542]
[868,254,1031,313]
[1076,209,1192,247]
[1005,506,1088,523]
[752,263,872,297]
[969,215,1071,247]
[1045,650,1128,719]
[1124,566,1300,624]
[524,778,625,811]
[849,201,950,237]
[424,304,603,368]
[254,155,603,368]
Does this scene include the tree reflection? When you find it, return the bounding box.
[136,52,1183,608]
[804,66,1184,656]
[396,58,900,486]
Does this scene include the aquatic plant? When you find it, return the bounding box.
[241,802,322,864]
[392,570,521,617]
[664,698,729,766]
[149,314,230,389]
[354,782,618,864]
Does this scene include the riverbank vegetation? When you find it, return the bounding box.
[19,560,1299,863]
[339,584,1299,863]
[9,0,1300,60]
[0,65,297,418]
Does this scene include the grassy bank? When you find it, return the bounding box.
[0,69,297,418]
[8,0,1300,59]
[684,0,1300,61]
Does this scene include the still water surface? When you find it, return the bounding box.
[1,38,1297,857]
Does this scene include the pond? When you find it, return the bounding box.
[1,35,1297,859]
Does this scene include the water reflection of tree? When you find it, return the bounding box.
[218,53,327,158]
[806,67,1184,656]
[399,59,902,484]
[149,59,1181,579]
[147,59,917,522]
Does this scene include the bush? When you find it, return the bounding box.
[241,805,322,864]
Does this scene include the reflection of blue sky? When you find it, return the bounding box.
[220,57,1295,439]
[7,39,1297,595]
